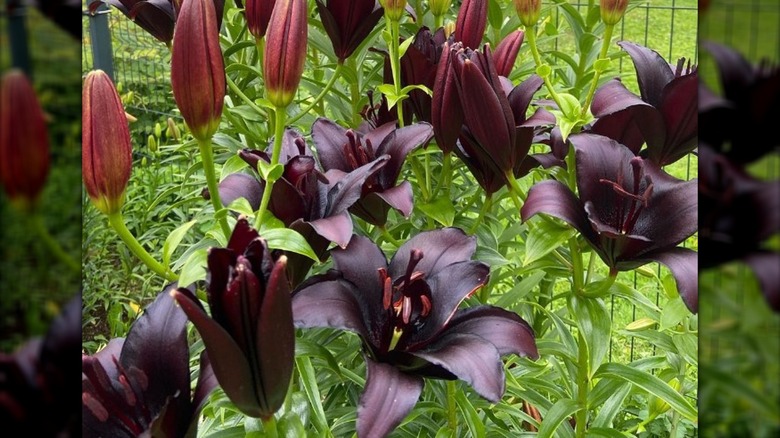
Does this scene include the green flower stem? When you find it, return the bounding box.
[584,251,597,284]
[569,237,584,294]
[409,153,431,201]
[505,171,527,212]
[469,194,492,235]
[576,328,589,438]
[580,24,615,119]
[107,212,178,281]
[254,105,288,229]
[256,36,265,75]
[524,25,566,113]
[447,380,458,432]
[434,14,444,31]
[433,151,452,198]
[198,137,232,239]
[388,17,406,127]
[262,415,278,438]
[31,214,79,273]
[287,63,344,126]
[348,57,362,127]
[379,225,402,247]
[226,75,268,120]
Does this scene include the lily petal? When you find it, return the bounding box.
[323,156,389,216]
[216,172,263,211]
[521,180,597,243]
[493,30,524,78]
[618,41,674,107]
[507,74,543,127]
[652,72,697,165]
[307,210,354,249]
[637,247,698,313]
[311,117,350,172]
[291,277,372,342]
[442,306,538,358]
[431,42,464,154]
[389,227,477,279]
[353,181,414,222]
[743,252,780,312]
[375,122,433,187]
[357,357,425,438]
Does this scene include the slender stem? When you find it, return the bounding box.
[379,226,402,247]
[348,57,362,127]
[256,36,265,76]
[433,151,452,198]
[580,24,614,119]
[227,75,267,119]
[569,237,584,294]
[108,212,177,281]
[505,171,526,212]
[576,329,589,438]
[254,105,288,229]
[424,153,432,196]
[198,137,232,239]
[584,252,596,284]
[262,415,278,438]
[288,63,344,125]
[388,18,405,126]
[434,14,444,31]
[447,380,458,432]
[524,25,566,112]
[469,195,492,235]
[409,154,430,200]
[31,214,80,273]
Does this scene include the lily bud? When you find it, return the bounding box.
[246,0,276,39]
[513,0,541,28]
[380,0,406,21]
[493,30,524,77]
[600,0,628,25]
[263,0,308,108]
[171,0,226,141]
[82,70,133,215]
[454,0,487,49]
[429,0,451,18]
[0,70,50,212]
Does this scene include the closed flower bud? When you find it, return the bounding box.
[148,134,158,152]
[600,0,628,25]
[263,0,308,108]
[429,0,451,18]
[246,0,276,39]
[82,70,133,215]
[380,0,407,21]
[0,70,50,212]
[171,0,226,141]
[454,0,488,49]
[513,0,541,27]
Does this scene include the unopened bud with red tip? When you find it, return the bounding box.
[82,70,133,215]
[514,0,541,27]
[600,0,628,25]
[171,0,226,141]
[263,0,308,108]
[454,0,488,50]
[380,0,407,21]
[246,0,276,40]
[0,70,50,212]
[429,0,451,18]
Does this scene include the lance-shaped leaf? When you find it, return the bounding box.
[315,0,384,62]
[292,229,538,437]
[522,133,699,312]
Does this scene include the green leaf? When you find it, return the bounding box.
[487,0,504,30]
[495,271,546,309]
[670,332,697,367]
[226,197,255,218]
[455,389,486,438]
[256,160,284,182]
[416,196,456,227]
[295,356,330,434]
[699,363,780,422]
[162,220,196,268]
[220,154,251,180]
[278,412,306,438]
[591,382,631,428]
[261,228,319,261]
[660,296,688,330]
[398,36,415,58]
[594,363,697,421]
[400,83,433,97]
[570,295,611,378]
[537,398,579,438]
[523,218,576,265]
[593,58,611,73]
[586,427,631,438]
[178,248,208,288]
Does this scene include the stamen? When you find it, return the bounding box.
[402,296,412,325]
[379,268,392,310]
[420,295,432,317]
[82,392,109,421]
[118,374,137,407]
[403,249,424,285]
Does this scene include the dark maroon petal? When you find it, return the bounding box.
[410,333,505,402]
[521,180,597,243]
[282,155,318,187]
[332,234,388,296]
[456,131,508,194]
[442,306,539,358]
[273,128,311,164]
[171,288,261,417]
[493,30,524,78]
[369,181,414,218]
[375,123,433,187]
[389,228,477,279]
[257,257,295,417]
[357,357,425,438]
[307,211,354,248]
[743,252,780,312]
[590,78,663,154]
[225,217,259,255]
[637,247,698,314]
[342,2,384,61]
[431,43,464,154]
[363,121,397,150]
[400,261,490,350]
[92,338,125,377]
[454,0,488,50]
[315,0,344,59]
[291,277,373,343]
[120,286,190,418]
[323,156,389,216]
[216,173,263,210]
[311,117,350,172]
[267,176,308,226]
[507,74,543,126]
[618,41,674,107]
[652,72,698,165]
[701,40,755,102]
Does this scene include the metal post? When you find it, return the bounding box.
[85,0,115,80]
[7,1,32,77]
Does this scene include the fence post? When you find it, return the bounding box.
[6,1,32,77]
[85,0,115,80]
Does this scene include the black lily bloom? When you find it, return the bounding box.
[98,0,225,44]
[590,41,697,166]
[315,0,384,63]
[292,229,538,438]
[1,292,81,436]
[311,117,433,225]
[699,40,780,164]
[699,145,780,311]
[218,128,388,286]
[172,218,295,418]
[82,287,216,437]
[521,133,699,312]
[400,26,449,125]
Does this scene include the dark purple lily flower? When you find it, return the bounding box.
[245,0,275,40]
[699,145,780,311]
[699,40,780,164]
[311,118,433,225]
[315,0,384,63]
[521,133,699,312]
[399,26,449,124]
[590,41,697,166]
[82,287,216,437]
[449,44,555,194]
[292,229,539,438]
[218,129,388,285]
[171,218,294,419]
[493,30,525,78]
[1,293,80,436]
[454,0,488,50]
[98,0,225,44]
